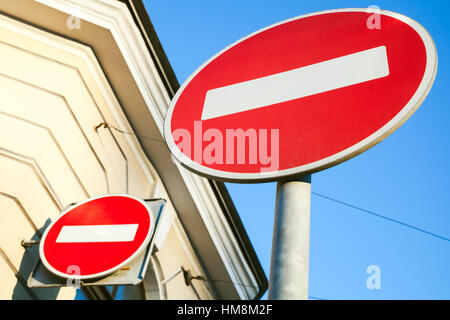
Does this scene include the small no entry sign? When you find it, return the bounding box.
[164,8,437,182]
[39,194,155,280]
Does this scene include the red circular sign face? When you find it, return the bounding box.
[39,195,155,279]
[164,9,437,182]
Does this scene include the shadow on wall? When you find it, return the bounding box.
[12,219,60,300]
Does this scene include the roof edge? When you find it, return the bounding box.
[121,0,268,299]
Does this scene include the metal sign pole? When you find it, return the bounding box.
[268,175,311,300]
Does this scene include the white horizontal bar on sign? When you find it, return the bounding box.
[56,224,139,243]
[201,46,389,120]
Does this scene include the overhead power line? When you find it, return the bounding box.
[312,192,450,243]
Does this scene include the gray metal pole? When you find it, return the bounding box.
[268,175,311,300]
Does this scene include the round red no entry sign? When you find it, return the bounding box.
[164,9,437,182]
[39,194,155,280]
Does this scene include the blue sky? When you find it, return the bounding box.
[144,1,450,299]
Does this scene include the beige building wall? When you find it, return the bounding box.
[0,12,211,300]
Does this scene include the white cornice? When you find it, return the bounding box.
[34,0,261,299]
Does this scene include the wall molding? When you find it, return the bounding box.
[21,0,261,299]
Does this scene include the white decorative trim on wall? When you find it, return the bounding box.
[0,13,157,195]
[34,0,261,299]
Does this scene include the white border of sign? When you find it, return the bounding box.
[39,194,156,280]
[164,8,438,183]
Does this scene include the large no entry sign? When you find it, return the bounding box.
[164,9,437,182]
[39,195,155,279]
